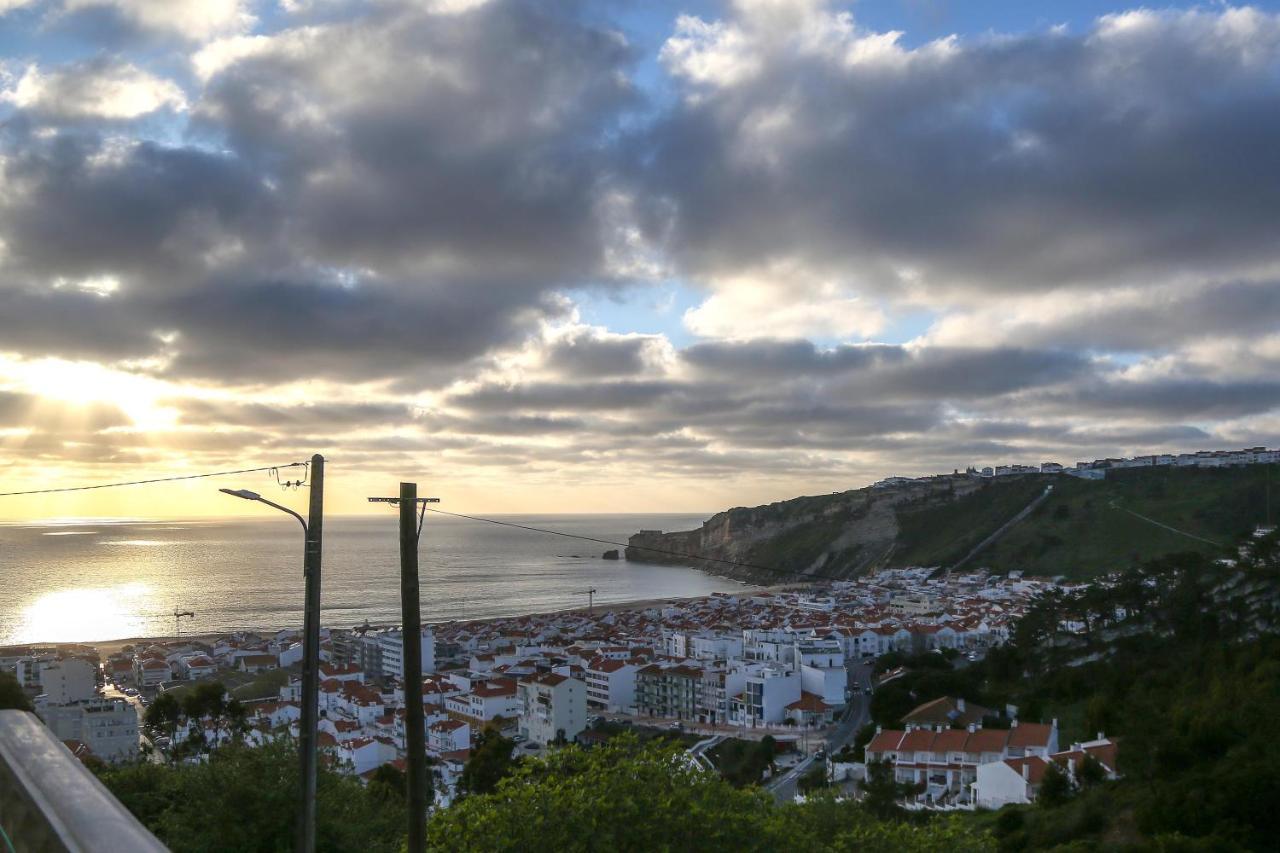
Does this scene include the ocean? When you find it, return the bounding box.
[0,513,733,645]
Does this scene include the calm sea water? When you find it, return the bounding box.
[0,514,730,645]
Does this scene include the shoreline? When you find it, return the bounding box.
[28,581,821,657]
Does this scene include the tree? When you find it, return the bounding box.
[144,691,183,738]
[98,739,406,853]
[182,681,227,721]
[861,759,913,820]
[428,737,995,852]
[1078,754,1107,789]
[456,727,517,797]
[366,760,431,808]
[0,671,33,712]
[1037,761,1075,808]
[797,763,829,794]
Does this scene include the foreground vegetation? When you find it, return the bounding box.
[428,737,993,853]
[878,532,1280,850]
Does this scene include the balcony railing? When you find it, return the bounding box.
[0,711,167,852]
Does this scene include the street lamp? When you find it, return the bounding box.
[219,489,307,530]
[219,452,324,853]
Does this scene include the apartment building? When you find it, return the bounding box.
[635,663,701,720]
[517,672,587,746]
[41,698,139,763]
[585,657,639,712]
[377,628,436,680]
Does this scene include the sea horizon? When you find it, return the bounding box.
[0,512,736,647]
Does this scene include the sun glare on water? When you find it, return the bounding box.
[14,583,154,644]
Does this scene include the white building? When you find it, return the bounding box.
[729,663,801,727]
[444,680,520,723]
[377,628,436,680]
[41,698,139,763]
[518,672,587,746]
[688,633,744,661]
[337,736,398,777]
[975,756,1049,808]
[427,719,470,755]
[134,657,171,688]
[39,658,96,704]
[585,658,639,712]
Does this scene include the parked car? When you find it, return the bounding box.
[511,734,525,743]
[523,742,539,750]
[124,688,139,697]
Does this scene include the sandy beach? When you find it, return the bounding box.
[61,582,822,655]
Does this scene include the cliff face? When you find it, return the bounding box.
[625,475,983,584]
[626,465,1280,583]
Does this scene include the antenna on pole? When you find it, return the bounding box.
[581,588,598,613]
[173,609,195,639]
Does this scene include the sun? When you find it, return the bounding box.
[0,356,179,431]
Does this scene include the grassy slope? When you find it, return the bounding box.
[893,477,1050,569]
[890,465,1278,578]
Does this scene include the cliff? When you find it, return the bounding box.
[626,465,1279,583]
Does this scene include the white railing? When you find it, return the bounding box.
[0,711,167,852]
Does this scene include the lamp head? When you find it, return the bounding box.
[220,488,262,501]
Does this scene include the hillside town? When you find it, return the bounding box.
[3,566,1086,809]
[873,445,1280,489]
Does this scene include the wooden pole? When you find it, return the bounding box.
[400,482,427,853]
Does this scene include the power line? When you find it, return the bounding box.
[422,506,838,584]
[0,462,308,498]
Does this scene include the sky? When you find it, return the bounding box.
[1,0,1279,520]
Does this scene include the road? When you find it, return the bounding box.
[768,660,874,803]
[102,680,163,763]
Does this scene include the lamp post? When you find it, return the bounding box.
[219,452,324,853]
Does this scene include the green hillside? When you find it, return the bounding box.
[900,464,1277,578]
[630,464,1278,582]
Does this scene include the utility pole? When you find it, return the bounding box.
[217,455,324,853]
[399,482,427,853]
[583,587,598,613]
[298,454,324,853]
[368,485,438,853]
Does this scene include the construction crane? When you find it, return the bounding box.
[581,588,598,613]
[173,609,195,639]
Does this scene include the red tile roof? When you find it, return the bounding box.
[1007,722,1054,748]
[866,730,907,753]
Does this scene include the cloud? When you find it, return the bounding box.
[542,329,667,379]
[2,57,187,120]
[0,1,637,383]
[60,0,255,41]
[682,264,886,340]
[642,3,1280,306]
[923,279,1280,355]
[0,1,1278,503]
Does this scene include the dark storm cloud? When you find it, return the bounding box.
[969,279,1280,353]
[1,2,1277,484]
[0,134,276,286]
[452,380,681,413]
[681,341,1090,399]
[1031,377,1280,420]
[0,0,636,383]
[175,399,415,429]
[544,332,659,379]
[681,340,904,377]
[642,6,1280,294]
[195,0,636,283]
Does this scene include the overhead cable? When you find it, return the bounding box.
[0,462,308,498]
